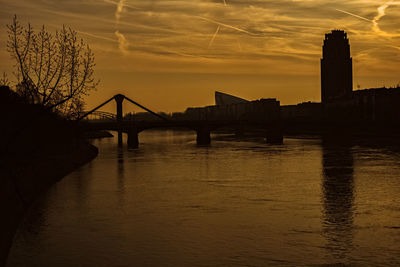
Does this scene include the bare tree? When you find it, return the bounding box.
[6,15,98,119]
[0,72,11,87]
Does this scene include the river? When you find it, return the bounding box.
[6,130,400,266]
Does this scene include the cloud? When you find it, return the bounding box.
[115,0,125,23]
[4,0,400,109]
[208,25,220,48]
[113,0,130,54]
[334,2,400,38]
[2,0,400,76]
[114,30,129,54]
[371,1,400,37]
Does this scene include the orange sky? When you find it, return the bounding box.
[1,0,400,114]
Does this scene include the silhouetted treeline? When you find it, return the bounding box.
[1,86,77,153]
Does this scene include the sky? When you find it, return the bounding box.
[0,0,400,113]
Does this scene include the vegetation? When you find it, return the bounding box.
[0,72,11,87]
[5,15,98,119]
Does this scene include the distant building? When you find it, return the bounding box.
[319,30,400,124]
[321,30,353,103]
[215,91,249,106]
[183,97,280,122]
[281,102,322,123]
[323,86,400,123]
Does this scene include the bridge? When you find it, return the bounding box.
[77,94,283,148]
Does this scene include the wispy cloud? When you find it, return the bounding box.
[115,0,125,23]
[114,0,130,54]
[372,1,400,37]
[335,3,400,38]
[114,30,129,54]
[104,0,140,11]
[3,0,400,108]
[2,0,400,77]
[372,2,390,34]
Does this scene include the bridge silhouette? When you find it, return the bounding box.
[77,94,283,148]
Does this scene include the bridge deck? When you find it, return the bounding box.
[79,120,279,133]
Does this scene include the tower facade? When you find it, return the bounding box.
[321,30,353,103]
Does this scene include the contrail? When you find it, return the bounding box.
[336,3,400,37]
[77,30,118,43]
[115,0,125,23]
[372,1,400,37]
[114,30,129,54]
[208,26,220,48]
[208,0,227,49]
[113,0,130,54]
[198,16,261,36]
[114,31,129,54]
[104,0,140,10]
[335,9,372,22]
[372,2,392,34]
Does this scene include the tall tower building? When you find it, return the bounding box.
[321,30,353,103]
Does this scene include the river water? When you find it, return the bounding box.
[7,130,400,266]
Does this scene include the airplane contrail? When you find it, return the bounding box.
[115,30,129,54]
[372,1,400,37]
[208,0,227,48]
[104,0,140,10]
[335,9,372,22]
[114,0,130,54]
[115,0,125,23]
[208,26,220,48]
[198,16,261,36]
[372,2,392,34]
[336,3,400,38]
[77,30,118,43]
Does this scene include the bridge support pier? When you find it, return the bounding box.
[266,126,283,144]
[196,126,211,146]
[127,127,139,149]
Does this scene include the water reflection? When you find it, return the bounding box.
[321,139,355,260]
[117,148,125,206]
[7,132,400,266]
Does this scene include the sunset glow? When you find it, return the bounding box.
[1,0,399,112]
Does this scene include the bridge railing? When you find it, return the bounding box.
[82,111,117,121]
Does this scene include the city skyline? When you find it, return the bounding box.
[0,0,399,113]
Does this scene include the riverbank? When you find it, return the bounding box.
[0,86,98,266]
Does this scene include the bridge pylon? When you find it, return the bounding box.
[78,93,169,148]
[114,94,125,146]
